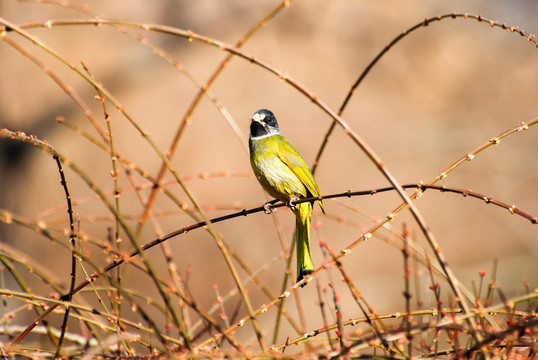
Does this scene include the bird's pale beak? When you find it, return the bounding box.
[252,113,265,123]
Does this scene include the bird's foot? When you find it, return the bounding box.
[263,200,278,214]
[297,270,313,288]
[286,195,301,211]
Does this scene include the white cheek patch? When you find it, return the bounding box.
[252,113,266,122]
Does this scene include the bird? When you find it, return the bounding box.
[249,109,324,286]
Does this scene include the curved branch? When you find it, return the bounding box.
[312,13,538,172]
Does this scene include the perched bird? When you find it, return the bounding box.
[249,109,324,286]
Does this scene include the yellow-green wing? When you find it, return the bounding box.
[276,137,324,212]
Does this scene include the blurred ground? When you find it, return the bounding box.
[1,0,537,348]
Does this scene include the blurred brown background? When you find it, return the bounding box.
[1,0,537,346]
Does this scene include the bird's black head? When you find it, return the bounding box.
[250,109,281,138]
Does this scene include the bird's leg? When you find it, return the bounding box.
[286,194,301,211]
[263,199,279,214]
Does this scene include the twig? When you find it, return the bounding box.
[402,223,413,359]
[315,278,334,351]
[52,154,77,358]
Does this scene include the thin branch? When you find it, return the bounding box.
[51,154,77,358]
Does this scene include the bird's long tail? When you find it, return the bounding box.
[295,202,314,285]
